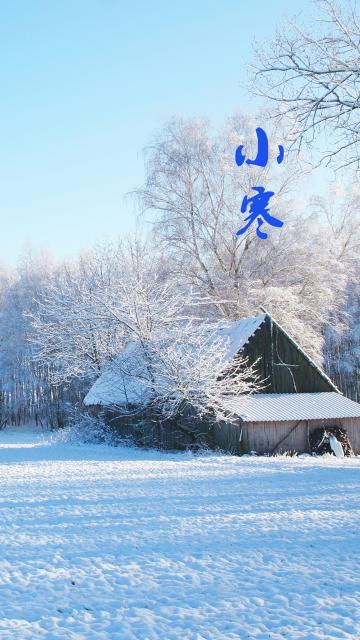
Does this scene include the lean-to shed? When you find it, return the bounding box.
[217,392,360,454]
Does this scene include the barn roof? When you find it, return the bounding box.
[83,366,148,407]
[217,313,266,360]
[83,311,338,407]
[84,315,268,408]
[223,392,360,423]
[218,310,338,392]
[84,342,150,407]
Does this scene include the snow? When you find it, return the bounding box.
[83,342,150,407]
[224,392,360,422]
[330,434,345,458]
[216,312,266,360]
[1,427,360,639]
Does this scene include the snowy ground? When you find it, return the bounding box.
[0,428,359,639]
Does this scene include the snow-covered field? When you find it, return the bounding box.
[0,428,359,640]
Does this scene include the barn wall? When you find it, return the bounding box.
[103,407,215,450]
[241,419,308,454]
[214,417,360,455]
[91,405,360,455]
[213,421,243,452]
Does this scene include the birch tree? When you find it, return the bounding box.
[135,115,358,361]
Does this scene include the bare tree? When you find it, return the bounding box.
[250,0,360,169]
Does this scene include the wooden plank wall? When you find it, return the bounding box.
[214,417,360,455]
[241,317,335,394]
[242,420,307,454]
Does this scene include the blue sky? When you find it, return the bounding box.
[0,0,318,265]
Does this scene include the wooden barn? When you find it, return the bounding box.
[84,311,360,454]
[212,311,360,454]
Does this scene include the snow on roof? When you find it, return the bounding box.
[83,343,150,407]
[223,392,360,423]
[83,312,338,408]
[217,313,266,360]
[83,371,149,407]
[84,314,267,407]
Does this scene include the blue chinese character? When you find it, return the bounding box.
[235,127,284,168]
[236,186,284,240]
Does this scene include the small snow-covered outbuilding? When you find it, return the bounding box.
[84,311,360,454]
[218,392,360,455]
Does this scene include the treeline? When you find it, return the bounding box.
[0,115,359,427]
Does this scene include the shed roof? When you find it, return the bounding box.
[223,392,360,423]
[84,312,338,408]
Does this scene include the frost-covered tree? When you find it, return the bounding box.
[0,252,57,426]
[84,316,262,449]
[29,237,189,385]
[32,233,261,430]
[140,321,261,423]
[135,115,301,319]
[324,279,360,401]
[135,115,358,362]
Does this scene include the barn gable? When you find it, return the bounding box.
[235,312,338,394]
